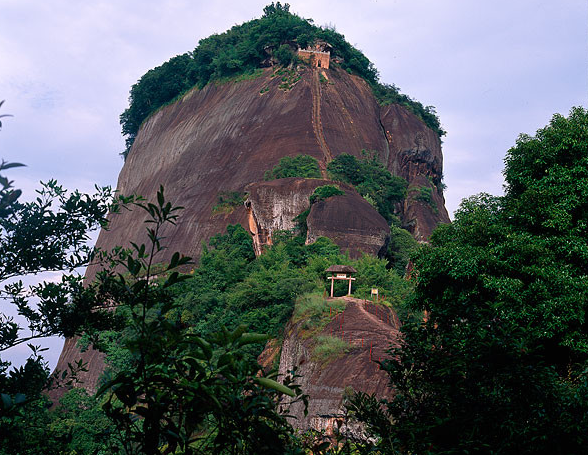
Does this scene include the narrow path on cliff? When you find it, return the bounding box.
[327,297,401,361]
[311,69,333,178]
[344,297,398,333]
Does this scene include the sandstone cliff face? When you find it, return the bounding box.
[246,178,389,258]
[380,104,448,240]
[86,65,447,277]
[54,64,449,397]
[306,191,390,258]
[277,297,400,432]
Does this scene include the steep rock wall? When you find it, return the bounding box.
[246,178,389,258]
[85,66,448,278]
[54,64,449,397]
[245,178,324,255]
[277,297,400,432]
[306,192,390,258]
[380,104,449,240]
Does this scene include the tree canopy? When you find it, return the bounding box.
[351,107,588,454]
[264,154,322,180]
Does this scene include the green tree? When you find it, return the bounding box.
[93,187,306,455]
[0,161,126,453]
[0,162,121,413]
[120,6,443,158]
[120,53,199,158]
[350,107,588,454]
[327,152,407,223]
[274,43,295,66]
[264,154,322,180]
[263,2,291,16]
[386,224,418,275]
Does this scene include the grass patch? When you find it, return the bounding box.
[211,191,247,216]
[275,67,302,91]
[414,186,438,213]
[293,293,346,338]
[312,335,351,364]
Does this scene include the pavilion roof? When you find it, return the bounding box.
[325,265,357,274]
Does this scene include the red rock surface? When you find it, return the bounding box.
[246,178,389,258]
[85,65,447,277]
[306,191,390,258]
[380,104,449,240]
[53,64,449,398]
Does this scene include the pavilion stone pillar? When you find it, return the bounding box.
[325,265,357,299]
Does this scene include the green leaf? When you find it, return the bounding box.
[0,393,13,409]
[1,162,26,170]
[237,332,271,346]
[217,353,234,368]
[255,378,296,397]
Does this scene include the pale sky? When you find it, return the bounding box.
[1,0,586,369]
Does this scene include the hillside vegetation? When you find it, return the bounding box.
[120,3,444,158]
[4,103,588,453]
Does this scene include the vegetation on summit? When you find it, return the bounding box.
[120,3,444,158]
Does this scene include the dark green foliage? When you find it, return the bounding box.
[50,389,117,454]
[264,154,322,180]
[0,395,65,455]
[88,189,306,454]
[275,43,295,66]
[168,222,411,354]
[120,6,442,158]
[414,186,432,204]
[170,226,323,347]
[386,224,418,275]
[351,254,412,312]
[0,159,125,427]
[352,107,588,454]
[414,185,437,213]
[120,53,200,157]
[211,190,247,215]
[309,184,345,204]
[371,83,446,137]
[263,2,291,16]
[327,152,407,223]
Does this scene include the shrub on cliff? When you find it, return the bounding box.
[327,152,407,224]
[308,184,345,203]
[264,154,322,180]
